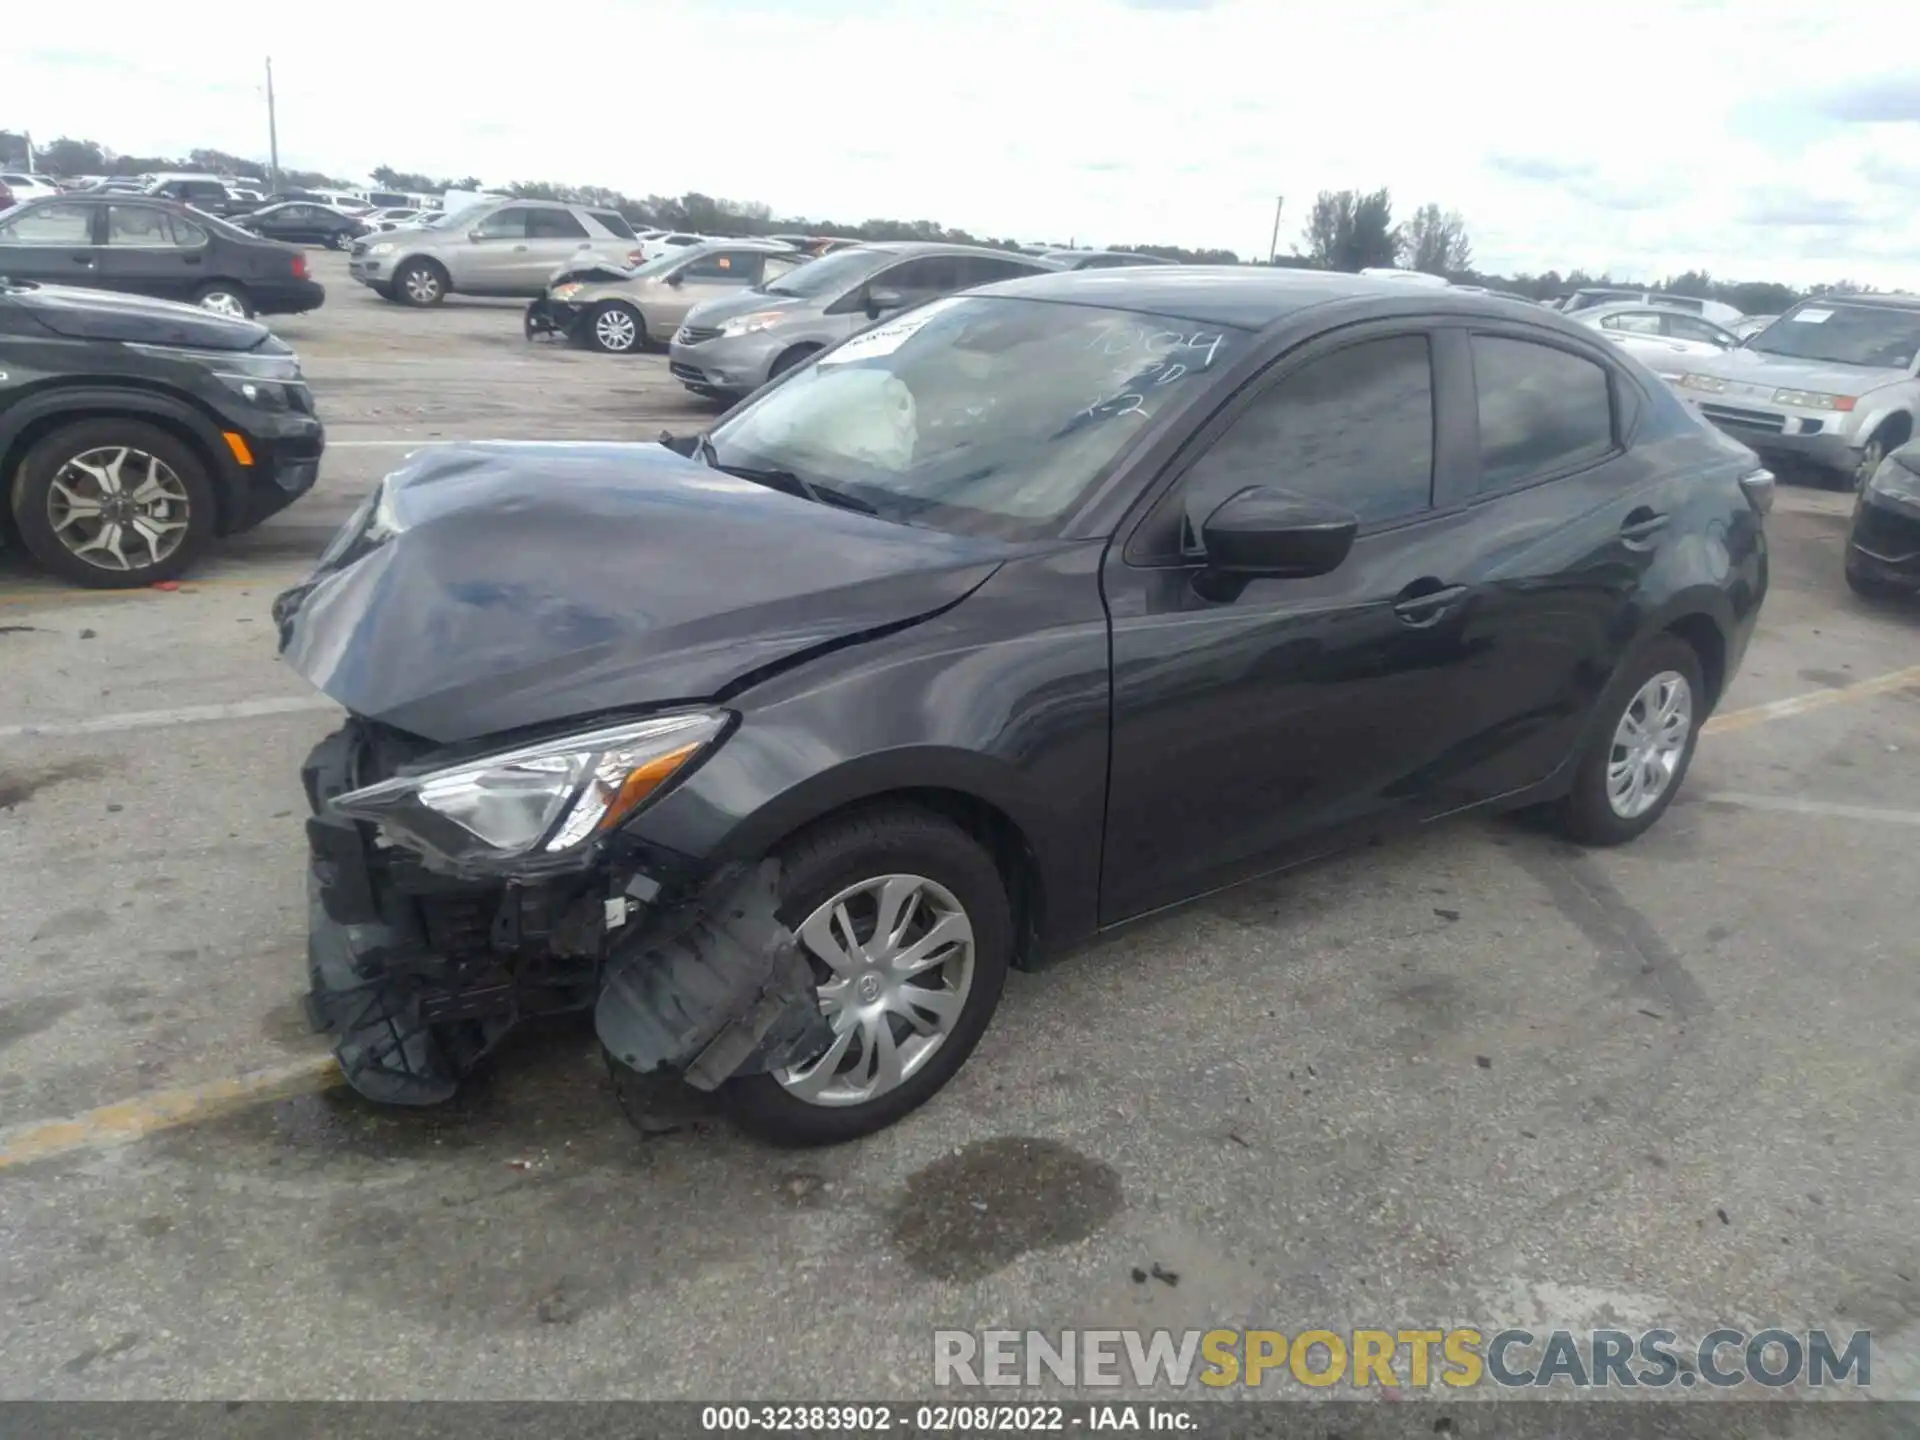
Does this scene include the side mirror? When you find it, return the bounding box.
[867,286,905,314]
[665,271,684,287]
[468,229,487,242]
[1194,486,1357,598]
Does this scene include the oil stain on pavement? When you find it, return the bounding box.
[891,1136,1124,1283]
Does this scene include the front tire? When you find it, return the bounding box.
[1551,635,1705,846]
[587,301,645,354]
[723,806,1013,1146]
[9,419,217,588]
[394,258,448,307]
[768,343,820,381]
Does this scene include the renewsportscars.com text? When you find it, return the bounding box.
[933,1327,1871,1390]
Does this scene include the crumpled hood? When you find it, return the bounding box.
[273,442,1007,743]
[1684,347,1908,396]
[15,283,275,351]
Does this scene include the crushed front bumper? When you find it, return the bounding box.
[299,719,830,1106]
[524,297,583,343]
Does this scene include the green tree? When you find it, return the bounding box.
[38,136,109,176]
[1398,202,1472,276]
[1302,188,1400,271]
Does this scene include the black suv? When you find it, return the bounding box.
[0,280,325,587]
[0,194,325,319]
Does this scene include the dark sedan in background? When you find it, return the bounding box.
[1847,438,1920,599]
[0,194,324,319]
[278,268,1770,1145]
[235,202,368,250]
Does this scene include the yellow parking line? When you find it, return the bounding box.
[0,1055,340,1172]
[1706,664,1920,735]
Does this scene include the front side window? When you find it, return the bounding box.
[960,255,1050,286]
[874,256,962,302]
[1472,335,1615,492]
[761,246,883,299]
[105,204,175,245]
[1180,335,1436,528]
[710,295,1249,539]
[470,208,527,240]
[0,202,94,244]
[1602,311,1663,335]
[681,251,760,284]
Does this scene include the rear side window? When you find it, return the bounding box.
[1180,335,1436,528]
[104,204,174,244]
[169,214,209,247]
[959,255,1048,286]
[527,208,588,239]
[589,210,637,240]
[1472,335,1615,493]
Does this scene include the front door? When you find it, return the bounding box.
[0,201,101,287]
[1100,327,1485,922]
[452,206,530,293]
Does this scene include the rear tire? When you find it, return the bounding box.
[1550,635,1705,846]
[193,282,254,320]
[722,806,1013,1146]
[394,258,448,307]
[9,418,218,589]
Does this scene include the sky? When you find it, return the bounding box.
[8,0,1920,287]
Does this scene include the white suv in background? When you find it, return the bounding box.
[347,199,644,306]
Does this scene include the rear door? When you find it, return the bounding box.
[1415,326,1671,806]
[0,200,102,286]
[520,207,596,291]
[94,201,205,302]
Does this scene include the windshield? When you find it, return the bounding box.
[1746,303,1920,370]
[709,295,1250,540]
[761,246,884,298]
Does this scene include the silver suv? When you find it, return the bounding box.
[1674,294,1920,490]
[348,201,642,306]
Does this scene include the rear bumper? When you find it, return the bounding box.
[253,280,327,316]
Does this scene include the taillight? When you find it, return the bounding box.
[626,249,645,267]
[291,253,309,280]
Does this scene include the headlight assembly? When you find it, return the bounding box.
[371,242,395,256]
[1770,388,1855,411]
[330,711,730,873]
[1867,455,1920,505]
[1678,374,1727,394]
[719,310,789,337]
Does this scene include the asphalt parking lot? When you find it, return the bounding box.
[3,250,1920,1404]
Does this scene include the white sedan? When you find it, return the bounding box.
[1570,303,1742,382]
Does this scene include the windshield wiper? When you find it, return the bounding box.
[693,433,877,515]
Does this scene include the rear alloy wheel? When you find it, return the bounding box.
[325,230,351,251]
[1850,432,1890,493]
[395,259,447,307]
[1552,635,1704,846]
[588,301,644,354]
[194,283,253,320]
[9,419,217,588]
[724,807,1012,1145]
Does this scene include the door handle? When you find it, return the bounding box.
[1619,508,1669,546]
[1392,581,1468,627]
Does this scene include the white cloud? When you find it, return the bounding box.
[8,0,1920,285]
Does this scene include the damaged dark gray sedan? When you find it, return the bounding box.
[276,268,1768,1145]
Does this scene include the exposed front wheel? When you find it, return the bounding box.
[587,301,645,354]
[724,806,1013,1145]
[1551,635,1704,846]
[767,343,820,381]
[1850,432,1891,493]
[8,419,217,588]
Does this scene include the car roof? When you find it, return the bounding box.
[852,240,1056,261]
[1802,292,1920,312]
[975,265,1563,329]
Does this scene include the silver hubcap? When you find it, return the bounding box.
[1607,670,1692,819]
[1855,438,1885,491]
[404,268,440,302]
[776,874,975,1108]
[46,446,191,572]
[199,291,245,319]
[595,308,637,350]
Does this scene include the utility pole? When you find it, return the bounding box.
[1267,195,1285,265]
[264,57,281,192]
